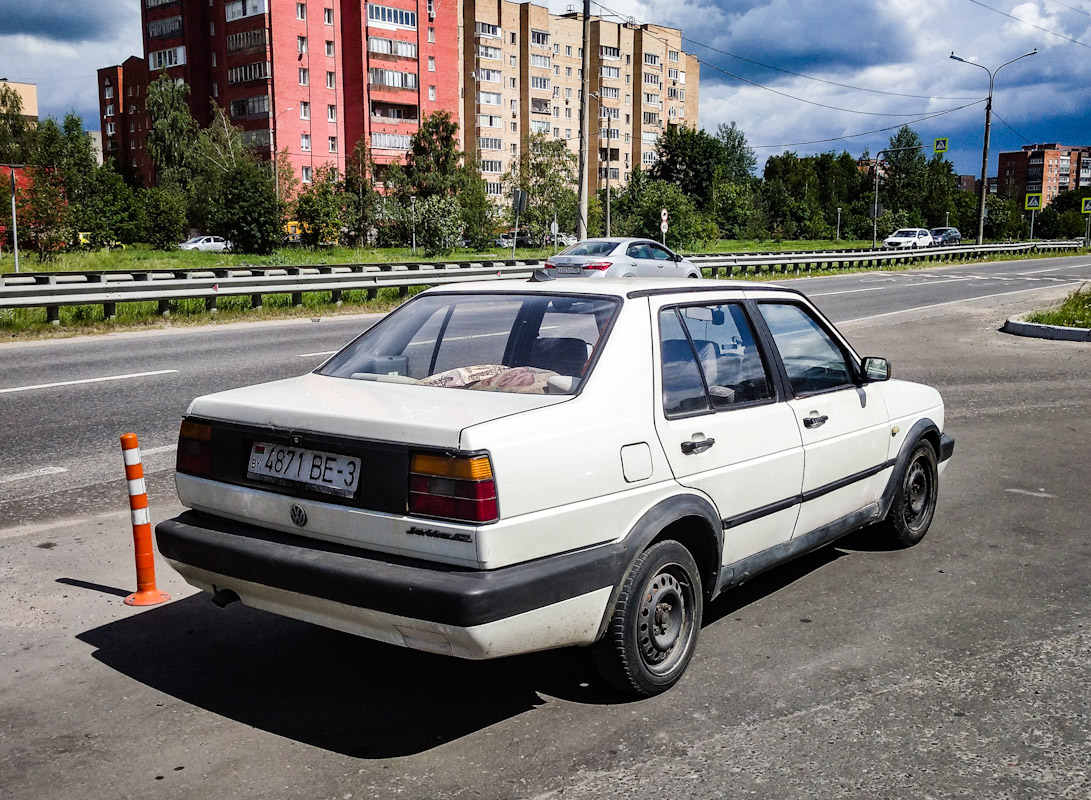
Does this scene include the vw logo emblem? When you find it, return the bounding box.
[290,504,308,527]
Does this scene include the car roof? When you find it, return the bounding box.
[421,277,804,301]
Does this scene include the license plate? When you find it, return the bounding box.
[556,266,582,274]
[247,442,361,498]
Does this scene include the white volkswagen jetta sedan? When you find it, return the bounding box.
[157,276,954,696]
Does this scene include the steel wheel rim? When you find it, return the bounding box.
[636,564,695,676]
[903,456,934,531]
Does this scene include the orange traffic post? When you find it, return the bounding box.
[120,433,170,606]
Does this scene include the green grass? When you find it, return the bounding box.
[1024,285,1091,329]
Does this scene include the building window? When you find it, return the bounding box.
[477,45,501,59]
[297,2,306,19]
[327,104,336,121]
[480,159,503,172]
[368,68,418,89]
[600,65,619,79]
[599,45,620,60]
[509,55,517,67]
[554,43,559,54]
[428,85,436,100]
[104,86,114,99]
[298,36,308,54]
[475,22,499,38]
[531,54,551,69]
[565,108,571,118]
[372,132,412,149]
[211,52,217,67]
[328,136,337,152]
[565,45,571,56]
[302,165,313,182]
[324,7,333,24]
[327,71,336,88]
[530,76,550,90]
[367,3,417,28]
[229,94,270,118]
[325,41,334,57]
[227,28,268,54]
[510,77,517,88]
[478,114,501,127]
[510,32,516,44]
[643,112,659,125]
[478,90,501,105]
[478,68,501,82]
[106,122,115,134]
[301,133,311,151]
[510,99,517,111]
[147,16,182,38]
[553,127,559,137]
[241,129,271,147]
[531,29,549,47]
[554,65,559,76]
[599,105,619,119]
[227,61,271,84]
[368,37,417,58]
[511,143,517,154]
[644,53,660,67]
[510,121,517,132]
[485,182,504,196]
[565,128,571,138]
[531,120,549,134]
[600,86,619,99]
[225,0,268,22]
[668,50,680,62]
[478,136,502,150]
[428,56,435,71]
[428,27,435,43]
[148,46,187,70]
[299,67,309,85]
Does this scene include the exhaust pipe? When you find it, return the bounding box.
[210,587,241,608]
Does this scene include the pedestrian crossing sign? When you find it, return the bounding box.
[1082,197,1091,214]
[934,137,949,153]
[1024,193,1042,210]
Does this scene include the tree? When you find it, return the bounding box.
[342,137,379,246]
[507,133,577,242]
[142,186,189,249]
[612,173,716,248]
[416,194,463,256]
[0,84,33,165]
[715,122,757,183]
[80,167,144,246]
[400,111,463,199]
[17,167,70,260]
[1050,188,1091,215]
[921,154,957,228]
[456,152,496,248]
[208,160,282,254]
[294,164,343,246]
[882,126,927,223]
[146,72,198,188]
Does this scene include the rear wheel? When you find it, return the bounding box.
[880,441,939,547]
[592,540,703,696]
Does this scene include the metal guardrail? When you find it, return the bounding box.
[0,241,1083,324]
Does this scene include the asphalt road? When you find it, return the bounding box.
[1,254,1090,799]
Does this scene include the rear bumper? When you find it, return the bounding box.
[155,511,623,659]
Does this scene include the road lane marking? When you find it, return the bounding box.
[1016,263,1091,275]
[0,369,179,395]
[0,466,68,484]
[140,444,177,456]
[298,350,338,358]
[837,281,1085,324]
[1006,488,1056,499]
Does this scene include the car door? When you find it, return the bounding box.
[624,242,654,276]
[647,242,684,277]
[753,299,892,538]
[653,299,804,567]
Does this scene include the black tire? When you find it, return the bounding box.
[592,540,703,696]
[881,441,939,547]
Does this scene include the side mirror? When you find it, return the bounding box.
[861,356,891,382]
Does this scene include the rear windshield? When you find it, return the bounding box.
[561,240,621,256]
[318,293,620,394]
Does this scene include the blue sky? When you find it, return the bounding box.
[2,0,1089,178]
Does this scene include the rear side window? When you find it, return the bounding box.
[319,293,618,394]
[759,303,854,395]
[659,303,773,416]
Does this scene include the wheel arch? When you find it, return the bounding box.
[879,418,940,518]
[592,492,722,641]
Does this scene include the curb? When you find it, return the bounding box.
[1002,315,1091,342]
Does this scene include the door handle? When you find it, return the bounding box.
[803,415,828,429]
[681,437,715,455]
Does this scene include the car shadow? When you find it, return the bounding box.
[76,544,849,757]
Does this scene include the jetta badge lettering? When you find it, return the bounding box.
[290,504,308,527]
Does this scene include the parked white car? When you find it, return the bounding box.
[882,228,934,249]
[157,277,954,696]
[178,235,230,252]
[544,238,702,279]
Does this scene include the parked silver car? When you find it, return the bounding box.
[543,238,702,279]
[179,235,231,252]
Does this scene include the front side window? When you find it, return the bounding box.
[318,294,619,394]
[759,303,854,395]
[660,304,774,415]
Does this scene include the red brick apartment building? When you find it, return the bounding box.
[97,0,696,193]
[99,0,458,186]
[997,144,1091,207]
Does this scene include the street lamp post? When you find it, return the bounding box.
[836,207,841,241]
[949,48,1036,245]
[411,196,417,255]
[272,106,295,202]
[8,165,20,274]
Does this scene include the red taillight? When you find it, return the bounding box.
[582,261,612,270]
[543,261,556,269]
[176,420,212,477]
[409,453,498,523]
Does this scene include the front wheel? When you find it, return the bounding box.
[880,441,939,547]
[592,540,703,696]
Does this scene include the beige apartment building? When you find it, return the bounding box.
[460,0,699,201]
